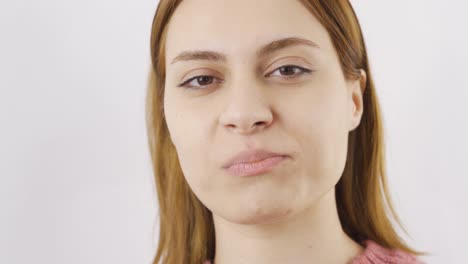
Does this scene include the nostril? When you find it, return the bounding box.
[254,121,266,126]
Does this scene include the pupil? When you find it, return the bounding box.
[198,76,211,85]
[280,66,294,75]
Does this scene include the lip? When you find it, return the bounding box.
[222,149,290,177]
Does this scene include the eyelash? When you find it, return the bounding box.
[177,65,313,90]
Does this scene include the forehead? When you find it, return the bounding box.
[165,0,331,63]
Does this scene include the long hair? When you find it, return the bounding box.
[146,1,426,263]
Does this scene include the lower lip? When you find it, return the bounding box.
[225,156,289,177]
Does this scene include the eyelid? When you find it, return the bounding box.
[179,68,220,82]
[265,56,313,71]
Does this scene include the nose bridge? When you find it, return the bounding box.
[218,67,273,134]
[230,66,264,103]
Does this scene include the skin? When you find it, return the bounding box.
[163,0,367,263]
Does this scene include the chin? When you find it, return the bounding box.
[227,204,294,225]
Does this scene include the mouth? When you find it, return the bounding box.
[224,155,289,177]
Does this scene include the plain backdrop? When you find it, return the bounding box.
[1,0,467,263]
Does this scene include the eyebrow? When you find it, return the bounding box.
[170,37,320,65]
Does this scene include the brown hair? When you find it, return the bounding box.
[146,1,426,263]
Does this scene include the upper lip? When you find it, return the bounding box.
[222,149,289,169]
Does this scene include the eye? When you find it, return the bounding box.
[267,65,313,79]
[177,65,313,90]
[177,75,223,90]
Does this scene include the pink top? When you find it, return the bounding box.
[203,240,423,264]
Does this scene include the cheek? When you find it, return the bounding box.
[164,95,215,193]
[286,88,349,184]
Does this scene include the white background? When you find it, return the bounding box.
[1,0,466,263]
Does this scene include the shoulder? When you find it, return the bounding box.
[351,240,424,264]
[203,240,423,264]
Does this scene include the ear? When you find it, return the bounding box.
[348,69,367,131]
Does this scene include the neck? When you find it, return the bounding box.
[212,188,364,264]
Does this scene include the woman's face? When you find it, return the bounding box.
[163,0,365,225]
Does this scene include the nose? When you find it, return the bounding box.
[218,80,273,135]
